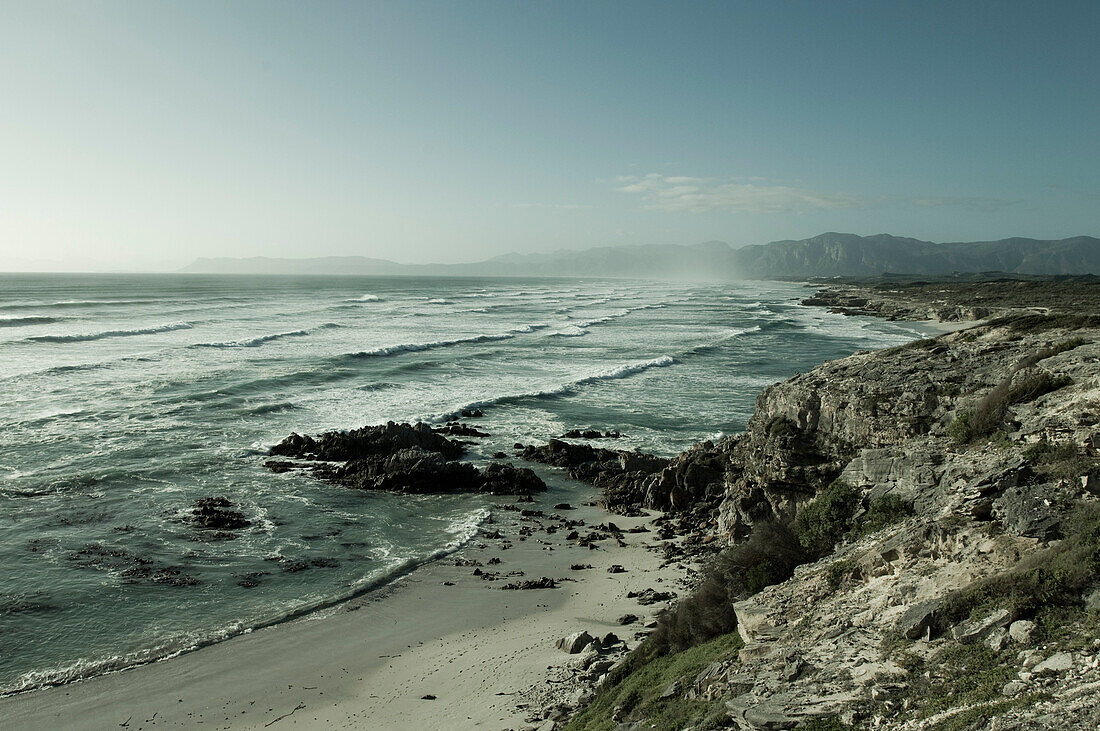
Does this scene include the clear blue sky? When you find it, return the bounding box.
[1,1,1097,270]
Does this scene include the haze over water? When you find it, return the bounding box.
[0,274,920,692]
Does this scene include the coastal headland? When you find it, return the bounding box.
[3,277,1100,730]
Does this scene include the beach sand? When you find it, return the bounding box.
[0,495,689,730]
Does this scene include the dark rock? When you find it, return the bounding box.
[492,451,507,459]
[435,422,490,437]
[479,463,547,495]
[607,564,626,574]
[618,614,639,625]
[191,497,251,531]
[627,588,676,605]
[570,564,593,570]
[554,503,574,510]
[501,577,557,590]
[270,421,463,461]
[460,408,484,418]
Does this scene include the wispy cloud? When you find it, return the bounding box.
[615,173,1018,214]
[908,196,1018,212]
[511,202,597,210]
[615,173,865,213]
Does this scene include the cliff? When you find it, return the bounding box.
[563,299,1100,729]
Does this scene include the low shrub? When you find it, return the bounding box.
[794,480,860,555]
[1004,371,1072,405]
[949,370,1071,445]
[852,494,915,537]
[1024,438,1099,482]
[938,502,1100,626]
[564,631,743,731]
[648,522,806,655]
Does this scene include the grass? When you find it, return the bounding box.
[564,631,743,731]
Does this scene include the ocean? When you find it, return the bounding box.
[0,273,921,693]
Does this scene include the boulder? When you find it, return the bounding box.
[479,463,547,495]
[270,421,463,461]
[897,599,942,640]
[1033,652,1073,675]
[1009,619,1036,644]
[951,608,1014,644]
[556,631,595,654]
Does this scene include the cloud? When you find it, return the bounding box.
[615,173,1020,214]
[615,173,865,213]
[511,202,597,210]
[907,196,1018,212]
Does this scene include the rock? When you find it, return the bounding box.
[897,599,942,640]
[987,627,1009,652]
[618,614,638,625]
[434,422,490,437]
[460,408,483,418]
[556,631,595,654]
[270,421,463,461]
[607,564,626,574]
[492,451,507,459]
[502,577,557,590]
[1085,587,1100,611]
[554,503,573,510]
[1033,652,1073,675]
[190,497,251,531]
[421,694,437,700]
[627,588,676,605]
[1009,619,1036,644]
[951,608,1014,644]
[1002,680,1028,696]
[570,564,592,571]
[601,632,620,646]
[659,679,681,699]
[325,448,483,494]
[479,463,548,495]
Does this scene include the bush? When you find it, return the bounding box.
[794,480,860,555]
[949,370,1071,445]
[852,494,915,537]
[1024,438,1099,482]
[938,502,1100,627]
[648,522,806,655]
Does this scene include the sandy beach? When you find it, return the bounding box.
[0,479,690,731]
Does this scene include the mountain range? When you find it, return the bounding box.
[179,233,1100,279]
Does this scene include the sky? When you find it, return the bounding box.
[1,1,1097,271]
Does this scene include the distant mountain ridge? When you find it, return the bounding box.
[180,233,1100,279]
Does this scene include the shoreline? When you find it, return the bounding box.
[0,470,693,730]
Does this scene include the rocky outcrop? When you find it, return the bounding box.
[520,440,668,511]
[268,423,546,495]
[566,307,1100,730]
[270,421,463,461]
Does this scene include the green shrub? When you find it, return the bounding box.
[794,480,860,555]
[826,558,859,591]
[765,415,800,438]
[648,522,805,655]
[852,494,915,537]
[938,502,1100,626]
